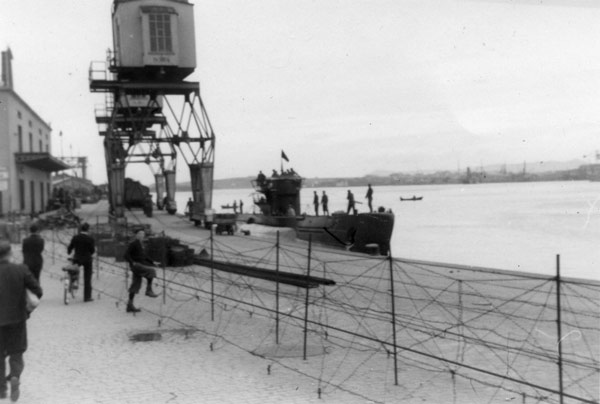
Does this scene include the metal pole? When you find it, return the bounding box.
[388,249,399,386]
[275,231,280,345]
[162,235,166,305]
[458,279,464,363]
[51,228,55,265]
[303,234,312,361]
[556,254,564,404]
[95,215,99,280]
[210,225,214,321]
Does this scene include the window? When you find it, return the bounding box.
[39,140,42,152]
[19,180,25,211]
[149,14,172,53]
[17,111,21,119]
[40,182,44,213]
[29,132,33,152]
[30,181,35,213]
[17,126,22,152]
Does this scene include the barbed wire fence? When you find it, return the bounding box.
[37,211,600,404]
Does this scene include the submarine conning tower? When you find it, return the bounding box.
[90,0,215,220]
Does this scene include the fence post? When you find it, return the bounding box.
[388,250,399,386]
[556,254,564,404]
[303,234,312,360]
[162,234,167,305]
[210,225,214,322]
[51,228,55,265]
[275,231,280,345]
[95,215,100,280]
[457,279,464,363]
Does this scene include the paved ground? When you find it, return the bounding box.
[14,263,363,404]
[9,204,594,403]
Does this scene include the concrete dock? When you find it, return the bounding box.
[6,202,599,404]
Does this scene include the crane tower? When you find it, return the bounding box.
[89,0,215,220]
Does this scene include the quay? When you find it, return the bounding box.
[12,202,354,404]
[7,202,600,404]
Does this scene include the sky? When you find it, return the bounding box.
[1,0,600,185]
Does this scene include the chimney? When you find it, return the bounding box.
[1,47,14,89]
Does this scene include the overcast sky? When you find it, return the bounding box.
[1,0,600,184]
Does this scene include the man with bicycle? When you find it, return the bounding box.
[67,223,96,302]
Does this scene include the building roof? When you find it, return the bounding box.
[15,152,71,172]
[53,174,94,187]
[0,88,52,131]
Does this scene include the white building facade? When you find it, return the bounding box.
[0,48,68,216]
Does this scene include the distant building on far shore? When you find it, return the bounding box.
[0,47,69,216]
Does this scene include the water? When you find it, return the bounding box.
[175,181,599,280]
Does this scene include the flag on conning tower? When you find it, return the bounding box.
[281,150,289,162]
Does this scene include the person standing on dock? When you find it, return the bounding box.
[124,229,159,313]
[365,184,374,213]
[232,200,238,214]
[67,223,96,302]
[22,224,44,282]
[239,199,244,214]
[346,190,356,215]
[313,191,319,216]
[185,198,193,219]
[321,191,329,216]
[0,240,43,401]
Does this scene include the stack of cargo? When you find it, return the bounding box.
[145,235,194,267]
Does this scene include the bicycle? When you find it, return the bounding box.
[61,259,81,305]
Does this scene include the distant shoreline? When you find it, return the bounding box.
[174,164,598,190]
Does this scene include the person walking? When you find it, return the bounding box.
[346,190,356,215]
[365,184,374,213]
[67,223,96,302]
[321,191,329,216]
[313,191,319,216]
[0,240,43,401]
[21,224,44,282]
[123,229,159,313]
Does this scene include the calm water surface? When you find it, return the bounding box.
[176,181,599,280]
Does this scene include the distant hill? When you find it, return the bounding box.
[177,177,254,191]
[173,158,590,190]
[364,159,587,177]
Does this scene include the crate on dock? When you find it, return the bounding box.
[146,236,172,263]
[114,242,127,262]
[168,245,195,267]
[97,239,116,257]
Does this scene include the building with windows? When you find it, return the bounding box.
[0,47,69,216]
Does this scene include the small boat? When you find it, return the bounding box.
[400,196,423,201]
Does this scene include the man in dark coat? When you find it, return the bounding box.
[346,190,356,215]
[67,223,96,302]
[21,224,44,281]
[0,239,43,401]
[123,229,159,313]
[365,184,374,213]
